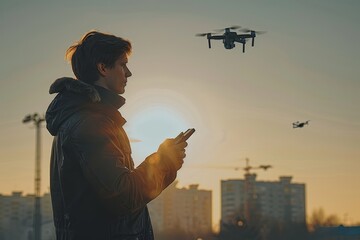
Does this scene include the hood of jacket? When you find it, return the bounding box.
[45,77,125,136]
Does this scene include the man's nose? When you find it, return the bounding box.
[126,68,132,77]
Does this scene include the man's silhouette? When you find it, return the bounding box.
[45,31,188,239]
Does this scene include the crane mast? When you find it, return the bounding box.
[242,158,272,223]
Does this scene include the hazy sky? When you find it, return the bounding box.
[1,0,359,228]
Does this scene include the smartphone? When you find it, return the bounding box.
[175,128,195,144]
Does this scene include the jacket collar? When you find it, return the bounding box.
[49,77,126,109]
[46,77,127,136]
[93,85,125,110]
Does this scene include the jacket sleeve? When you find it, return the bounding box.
[68,114,176,215]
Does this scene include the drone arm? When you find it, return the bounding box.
[206,33,218,49]
[206,35,226,48]
[211,35,226,40]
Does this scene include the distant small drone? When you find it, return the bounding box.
[293,120,310,128]
[195,25,266,52]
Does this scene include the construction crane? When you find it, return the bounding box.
[187,158,272,226]
[240,158,272,224]
[241,158,272,175]
[23,113,45,240]
[218,158,273,225]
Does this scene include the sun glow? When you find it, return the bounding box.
[124,88,202,164]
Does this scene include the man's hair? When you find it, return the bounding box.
[65,30,132,84]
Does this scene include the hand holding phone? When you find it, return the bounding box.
[175,128,195,144]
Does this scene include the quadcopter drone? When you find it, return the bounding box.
[293,120,310,128]
[196,25,266,52]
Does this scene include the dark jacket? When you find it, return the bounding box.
[46,77,176,240]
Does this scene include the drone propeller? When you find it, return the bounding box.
[239,28,266,34]
[195,32,214,48]
[213,25,242,32]
[195,32,213,37]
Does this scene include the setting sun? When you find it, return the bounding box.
[124,87,202,163]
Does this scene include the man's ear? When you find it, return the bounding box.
[97,63,107,77]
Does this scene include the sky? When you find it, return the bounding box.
[1,0,360,229]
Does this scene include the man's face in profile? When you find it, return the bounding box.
[101,55,132,94]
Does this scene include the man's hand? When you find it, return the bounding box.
[157,138,188,171]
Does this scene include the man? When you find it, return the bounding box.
[46,31,188,239]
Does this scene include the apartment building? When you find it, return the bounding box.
[221,174,306,225]
[0,192,54,240]
[148,181,212,235]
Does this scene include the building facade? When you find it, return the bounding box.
[148,181,212,236]
[1,183,212,239]
[221,175,306,226]
[0,192,54,240]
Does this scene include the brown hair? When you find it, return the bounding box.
[65,30,132,84]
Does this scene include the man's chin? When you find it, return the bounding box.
[117,88,125,95]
